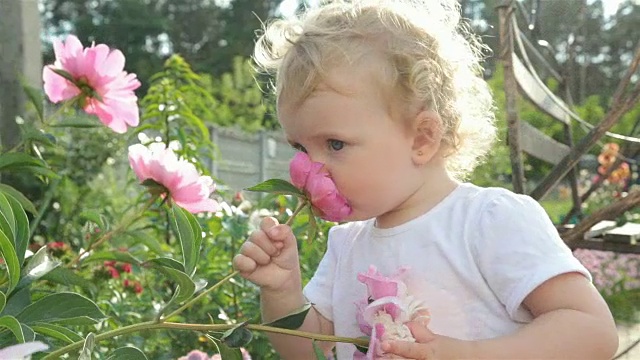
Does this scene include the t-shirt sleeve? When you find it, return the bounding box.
[302,225,348,322]
[474,191,592,322]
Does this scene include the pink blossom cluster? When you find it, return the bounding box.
[573,249,640,295]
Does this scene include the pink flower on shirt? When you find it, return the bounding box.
[354,265,428,359]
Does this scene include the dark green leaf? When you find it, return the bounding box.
[245,179,304,197]
[262,303,312,329]
[82,251,140,266]
[21,81,44,122]
[32,322,83,343]
[0,192,16,243]
[2,287,30,317]
[0,315,34,343]
[170,206,202,276]
[0,230,20,293]
[105,346,149,360]
[78,332,95,360]
[22,129,56,147]
[148,260,195,303]
[0,152,46,171]
[49,118,101,128]
[217,342,243,360]
[13,246,60,294]
[147,257,185,272]
[6,194,29,265]
[0,184,37,215]
[0,291,5,314]
[41,267,98,294]
[16,292,105,325]
[221,323,253,348]
[313,341,328,360]
[50,68,76,83]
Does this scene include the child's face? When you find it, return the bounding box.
[279,66,432,222]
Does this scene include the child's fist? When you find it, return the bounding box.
[233,217,301,291]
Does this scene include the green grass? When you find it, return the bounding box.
[540,198,574,223]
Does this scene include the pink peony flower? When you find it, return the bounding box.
[128,143,220,214]
[0,341,49,359]
[289,152,352,222]
[43,34,141,133]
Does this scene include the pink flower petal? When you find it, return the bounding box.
[128,143,219,214]
[289,152,313,188]
[42,34,140,133]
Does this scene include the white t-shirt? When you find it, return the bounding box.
[303,183,591,359]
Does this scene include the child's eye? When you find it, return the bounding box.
[328,139,345,151]
[292,143,307,153]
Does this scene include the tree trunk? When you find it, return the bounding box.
[0,0,25,151]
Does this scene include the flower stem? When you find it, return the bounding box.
[286,199,308,226]
[67,196,157,267]
[163,270,238,320]
[41,321,367,359]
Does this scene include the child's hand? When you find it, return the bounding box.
[233,217,301,292]
[380,314,470,360]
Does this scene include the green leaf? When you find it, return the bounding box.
[32,322,83,343]
[2,287,30,317]
[82,251,141,266]
[216,342,244,360]
[0,291,5,314]
[105,346,149,360]
[245,179,304,197]
[50,68,76,83]
[6,194,29,265]
[0,152,46,171]
[262,303,312,330]
[22,129,56,147]
[79,210,107,230]
[41,267,98,294]
[0,192,16,243]
[170,206,202,276]
[148,260,195,304]
[221,323,253,348]
[313,341,328,360]
[123,230,166,255]
[0,184,37,215]
[21,81,44,122]
[0,315,27,342]
[13,246,61,294]
[16,292,105,325]
[147,257,185,272]
[49,118,101,128]
[0,230,20,293]
[78,332,95,360]
[8,165,59,179]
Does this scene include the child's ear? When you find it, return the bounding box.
[411,110,443,165]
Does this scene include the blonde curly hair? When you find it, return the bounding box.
[253,0,496,178]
